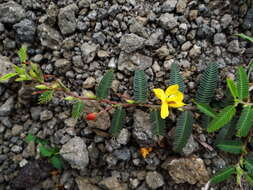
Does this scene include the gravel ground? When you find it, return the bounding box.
[0,0,253,189]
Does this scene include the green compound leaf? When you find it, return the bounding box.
[169,63,185,92]
[38,90,54,104]
[226,78,238,100]
[195,102,217,118]
[109,107,126,136]
[150,109,166,136]
[245,174,253,187]
[39,145,54,157]
[210,166,235,184]
[196,63,218,104]
[173,111,193,153]
[245,158,253,175]
[72,101,84,120]
[18,45,28,63]
[236,66,249,101]
[134,70,148,103]
[96,70,114,99]
[0,73,18,81]
[50,155,64,169]
[207,105,236,133]
[216,140,243,154]
[236,106,253,137]
[25,134,36,143]
[236,33,253,43]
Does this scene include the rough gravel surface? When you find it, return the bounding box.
[0,0,253,190]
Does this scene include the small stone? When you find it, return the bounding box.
[166,155,209,184]
[30,107,42,121]
[145,30,164,47]
[75,177,101,190]
[0,55,15,84]
[81,42,99,63]
[23,141,36,158]
[129,20,148,38]
[119,33,145,53]
[152,62,161,73]
[213,33,227,46]
[159,13,178,30]
[117,128,130,145]
[11,145,22,153]
[176,0,187,13]
[161,0,178,12]
[189,10,198,21]
[58,3,78,35]
[54,59,71,73]
[0,96,14,116]
[83,77,96,89]
[0,1,25,24]
[60,137,89,170]
[155,45,170,59]
[227,40,241,53]
[99,176,127,190]
[38,24,63,50]
[145,171,164,190]
[113,148,131,161]
[118,52,153,72]
[108,57,117,68]
[40,110,53,121]
[189,44,201,58]
[19,159,28,167]
[11,124,23,136]
[64,118,77,128]
[182,135,199,156]
[221,14,232,29]
[181,41,192,51]
[97,50,109,58]
[14,19,36,43]
[93,32,106,45]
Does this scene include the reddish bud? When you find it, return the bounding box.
[86,113,97,120]
[32,90,48,95]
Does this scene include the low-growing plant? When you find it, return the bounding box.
[25,134,64,169]
[0,46,197,153]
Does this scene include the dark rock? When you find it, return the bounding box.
[159,13,178,30]
[93,32,106,45]
[13,19,36,43]
[213,33,227,46]
[58,3,78,35]
[0,96,14,116]
[0,1,25,24]
[119,33,145,53]
[244,7,253,29]
[38,24,63,50]
[113,148,131,161]
[11,160,53,189]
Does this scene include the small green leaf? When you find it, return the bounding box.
[35,85,50,90]
[216,140,243,154]
[245,174,253,187]
[236,106,253,137]
[150,109,166,136]
[134,70,148,103]
[0,73,18,81]
[109,107,126,136]
[39,145,54,157]
[96,70,114,99]
[38,90,54,104]
[50,155,64,169]
[210,166,235,184]
[236,33,253,43]
[195,102,217,118]
[35,138,48,146]
[72,101,84,119]
[173,111,193,153]
[244,158,253,175]
[25,134,36,143]
[207,105,236,133]
[226,78,238,100]
[169,63,185,92]
[236,66,249,101]
[13,65,25,75]
[18,45,28,63]
[64,96,75,101]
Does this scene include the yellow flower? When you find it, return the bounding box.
[153,84,186,119]
[140,147,153,158]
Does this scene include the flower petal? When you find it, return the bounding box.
[161,101,169,119]
[165,84,179,96]
[168,101,186,108]
[153,88,166,101]
[167,91,184,102]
